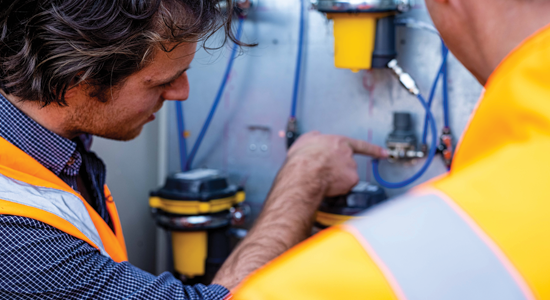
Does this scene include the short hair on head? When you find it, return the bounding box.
[0,0,248,105]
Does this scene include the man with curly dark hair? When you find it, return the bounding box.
[0,0,387,299]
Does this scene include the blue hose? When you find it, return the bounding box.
[290,0,305,118]
[373,94,438,189]
[185,17,245,171]
[421,41,449,145]
[175,101,188,172]
[441,43,450,128]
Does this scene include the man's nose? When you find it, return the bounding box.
[163,73,190,101]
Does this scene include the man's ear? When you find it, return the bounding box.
[63,82,82,101]
[63,71,87,100]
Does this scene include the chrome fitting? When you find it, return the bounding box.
[387,59,420,96]
[230,203,251,227]
[387,146,424,162]
[396,0,412,12]
[154,212,232,230]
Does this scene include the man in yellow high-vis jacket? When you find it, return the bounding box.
[227,0,550,298]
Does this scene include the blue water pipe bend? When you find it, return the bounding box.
[421,42,449,145]
[395,19,452,146]
[372,36,450,189]
[373,94,438,189]
[372,93,439,189]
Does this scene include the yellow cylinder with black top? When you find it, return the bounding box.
[150,169,246,283]
[327,12,392,72]
[315,0,409,71]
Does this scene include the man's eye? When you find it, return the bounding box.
[160,81,173,88]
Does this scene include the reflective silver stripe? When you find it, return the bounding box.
[0,173,109,258]
[349,193,528,300]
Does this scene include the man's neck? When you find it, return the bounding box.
[469,1,550,84]
[1,90,76,139]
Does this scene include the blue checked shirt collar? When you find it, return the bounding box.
[0,93,82,178]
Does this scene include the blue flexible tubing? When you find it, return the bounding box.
[373,94,438,189]
[175,101,188,172]
[290,0,305,118]
[421,41,449,145]
[441,43,450,128]
[185,17,245,171]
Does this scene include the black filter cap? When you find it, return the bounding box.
[394,112,412,131]
[150,169,239,202]
[319,182,388,216]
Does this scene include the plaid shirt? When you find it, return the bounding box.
[0,94,229,299]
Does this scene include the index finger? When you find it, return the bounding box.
[345,137,389,158]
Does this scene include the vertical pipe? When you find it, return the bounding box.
[421,41,448,145]
[290,0,305,118]
[442,43,450,128]
[185,18,245,171]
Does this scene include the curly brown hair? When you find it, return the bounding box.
[0,0,247,105]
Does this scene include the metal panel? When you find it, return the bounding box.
[94,0,482,272]
[171,0,482,207]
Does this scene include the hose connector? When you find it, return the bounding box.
[387,59,420,96]
[437,126,454,170]
[286,117,299,149]
[386,112,424,163]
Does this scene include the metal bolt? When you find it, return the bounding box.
[260,145,268,152]
[249,144,257,151]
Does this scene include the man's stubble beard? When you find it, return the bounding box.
[66,102,145,142]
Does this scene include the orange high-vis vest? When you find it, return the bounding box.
[231,23,550,300]
[0,137,128,263]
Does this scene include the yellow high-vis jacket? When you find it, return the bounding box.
[232,24,550,300]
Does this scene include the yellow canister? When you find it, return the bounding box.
[327,13,393,72]
[150,170,247,283]
[172,231,208,278]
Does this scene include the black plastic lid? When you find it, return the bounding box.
[150,169,239,202]
[319,182,387,216]
[394,112,412,130]
[387,112,417,144]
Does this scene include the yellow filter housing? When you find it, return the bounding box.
[172,231,208,278]
[315,211,358,227]
[328,12,393,72]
